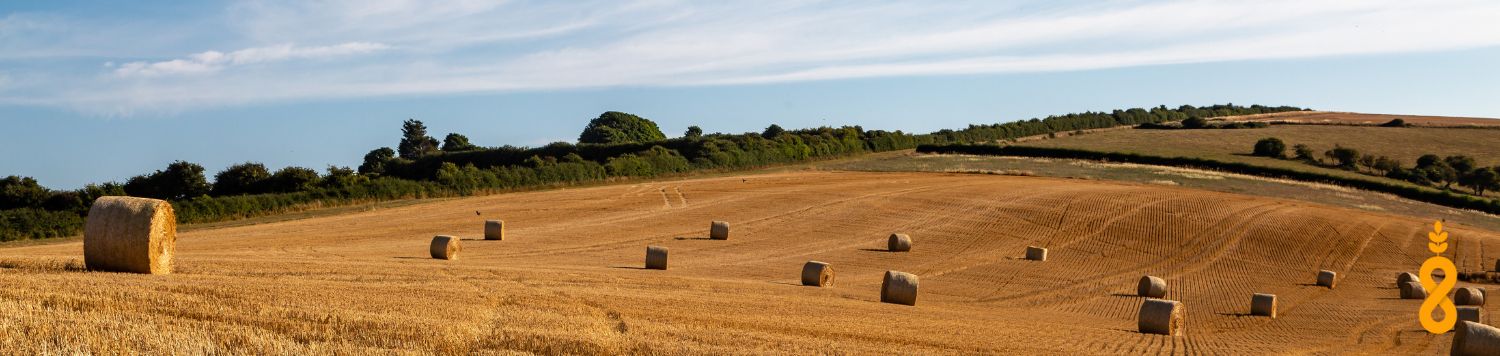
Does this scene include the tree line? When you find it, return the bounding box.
[1,104,1305,241]
[1252,137,1500,196]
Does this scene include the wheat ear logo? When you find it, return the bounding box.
[1419,220,1458,334]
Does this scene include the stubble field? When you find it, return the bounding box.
[2,170,1496,354]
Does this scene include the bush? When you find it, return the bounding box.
[1380,118,1407,127]
[1252,138,1286,158]
[1181,117,1208,129]
[1293,144,1316,162]
[0,208,83,241]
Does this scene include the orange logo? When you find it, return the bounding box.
[1419,220,1457,334]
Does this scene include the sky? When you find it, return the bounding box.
[2,0,1498,189]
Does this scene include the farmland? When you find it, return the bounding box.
[3,170,1496,354]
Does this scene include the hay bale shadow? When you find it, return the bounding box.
[673,236,713,241]
[858,248,895,253]
[610,266,648,270]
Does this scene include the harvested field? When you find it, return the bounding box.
[1229,111,1500,127]
[1021,122,1500,172]
[2,171,1499,354]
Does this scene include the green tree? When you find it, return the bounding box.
[1445,155,1477,176]
[265,166,321,193]
[441,133,478,152]
[1293,144,1316,162]
[0,176,51,210]
[684,125,703,139]
[398,119,439,159]
[359,147,396,175]
[1422,162,1458,189]
[762,124,786,139]
[1416,154,1442,168]
[1251,138,1286,158]
[1323,145,1359,169]
[124,161,211,200]
[211,162,271,196]
[1467,167,1499,196]
[578,111,666,144]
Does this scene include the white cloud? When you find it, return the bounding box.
[4,0,1500,115]
[113,42,390,77]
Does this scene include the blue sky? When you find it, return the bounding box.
[2,1,1499,189]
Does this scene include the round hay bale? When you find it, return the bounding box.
[1250,293,1276,318]
[1138,298,1183,336]
[1454,320,1500,356]
[1396,272,1419,286]
[1457,287,1487,306]
[430,235,460,260]
[1400,281,1428,299]
[1316,270,1337,288]
[83,196,177,274]
[645,245,668,270]
[484,220,505,241]
[710,221,730,240]
[1459,306,1485,325]
[888,233,912,252]
[1138,276,1167,298]
[1025,246,1048,261]
[1495,259,1500,272]
[801,261,834,287]
[881,271,919,306]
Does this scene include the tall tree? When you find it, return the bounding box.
[359,147,396,175]
[578,111,666,144]
[441,133,478,152]
[124,161,210,200]
[762,124,786,139]
[684,125,703,139]
[398,119,439,159]
[211,162,271,196]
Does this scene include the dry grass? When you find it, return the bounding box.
[1230,111,1500,127]
[3,171,1500,353]
[1020,118,1500,182]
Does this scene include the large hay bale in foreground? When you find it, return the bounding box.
[430,235,460,260]
[645,246,668,270]
[1458,306,1485,325]
[84,196,177,274]
[888,233,912,252]
[710,221,730,240]
[1316,270,1337,288]
[881,271,919,306]
[1025,246,1047,261]
[1456,287,1487,306]
[1250,293,1276,318]
[1454,321,1500,356]
[1400,281,1428,299]
[1138,298,1183,336]
[484,220,505,241]
[1138,276,1167,298]
[801,261,834,287]
[1396,272,1419,286]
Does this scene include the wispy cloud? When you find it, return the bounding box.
[112,42,390,77]
[3,0,1499,115]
